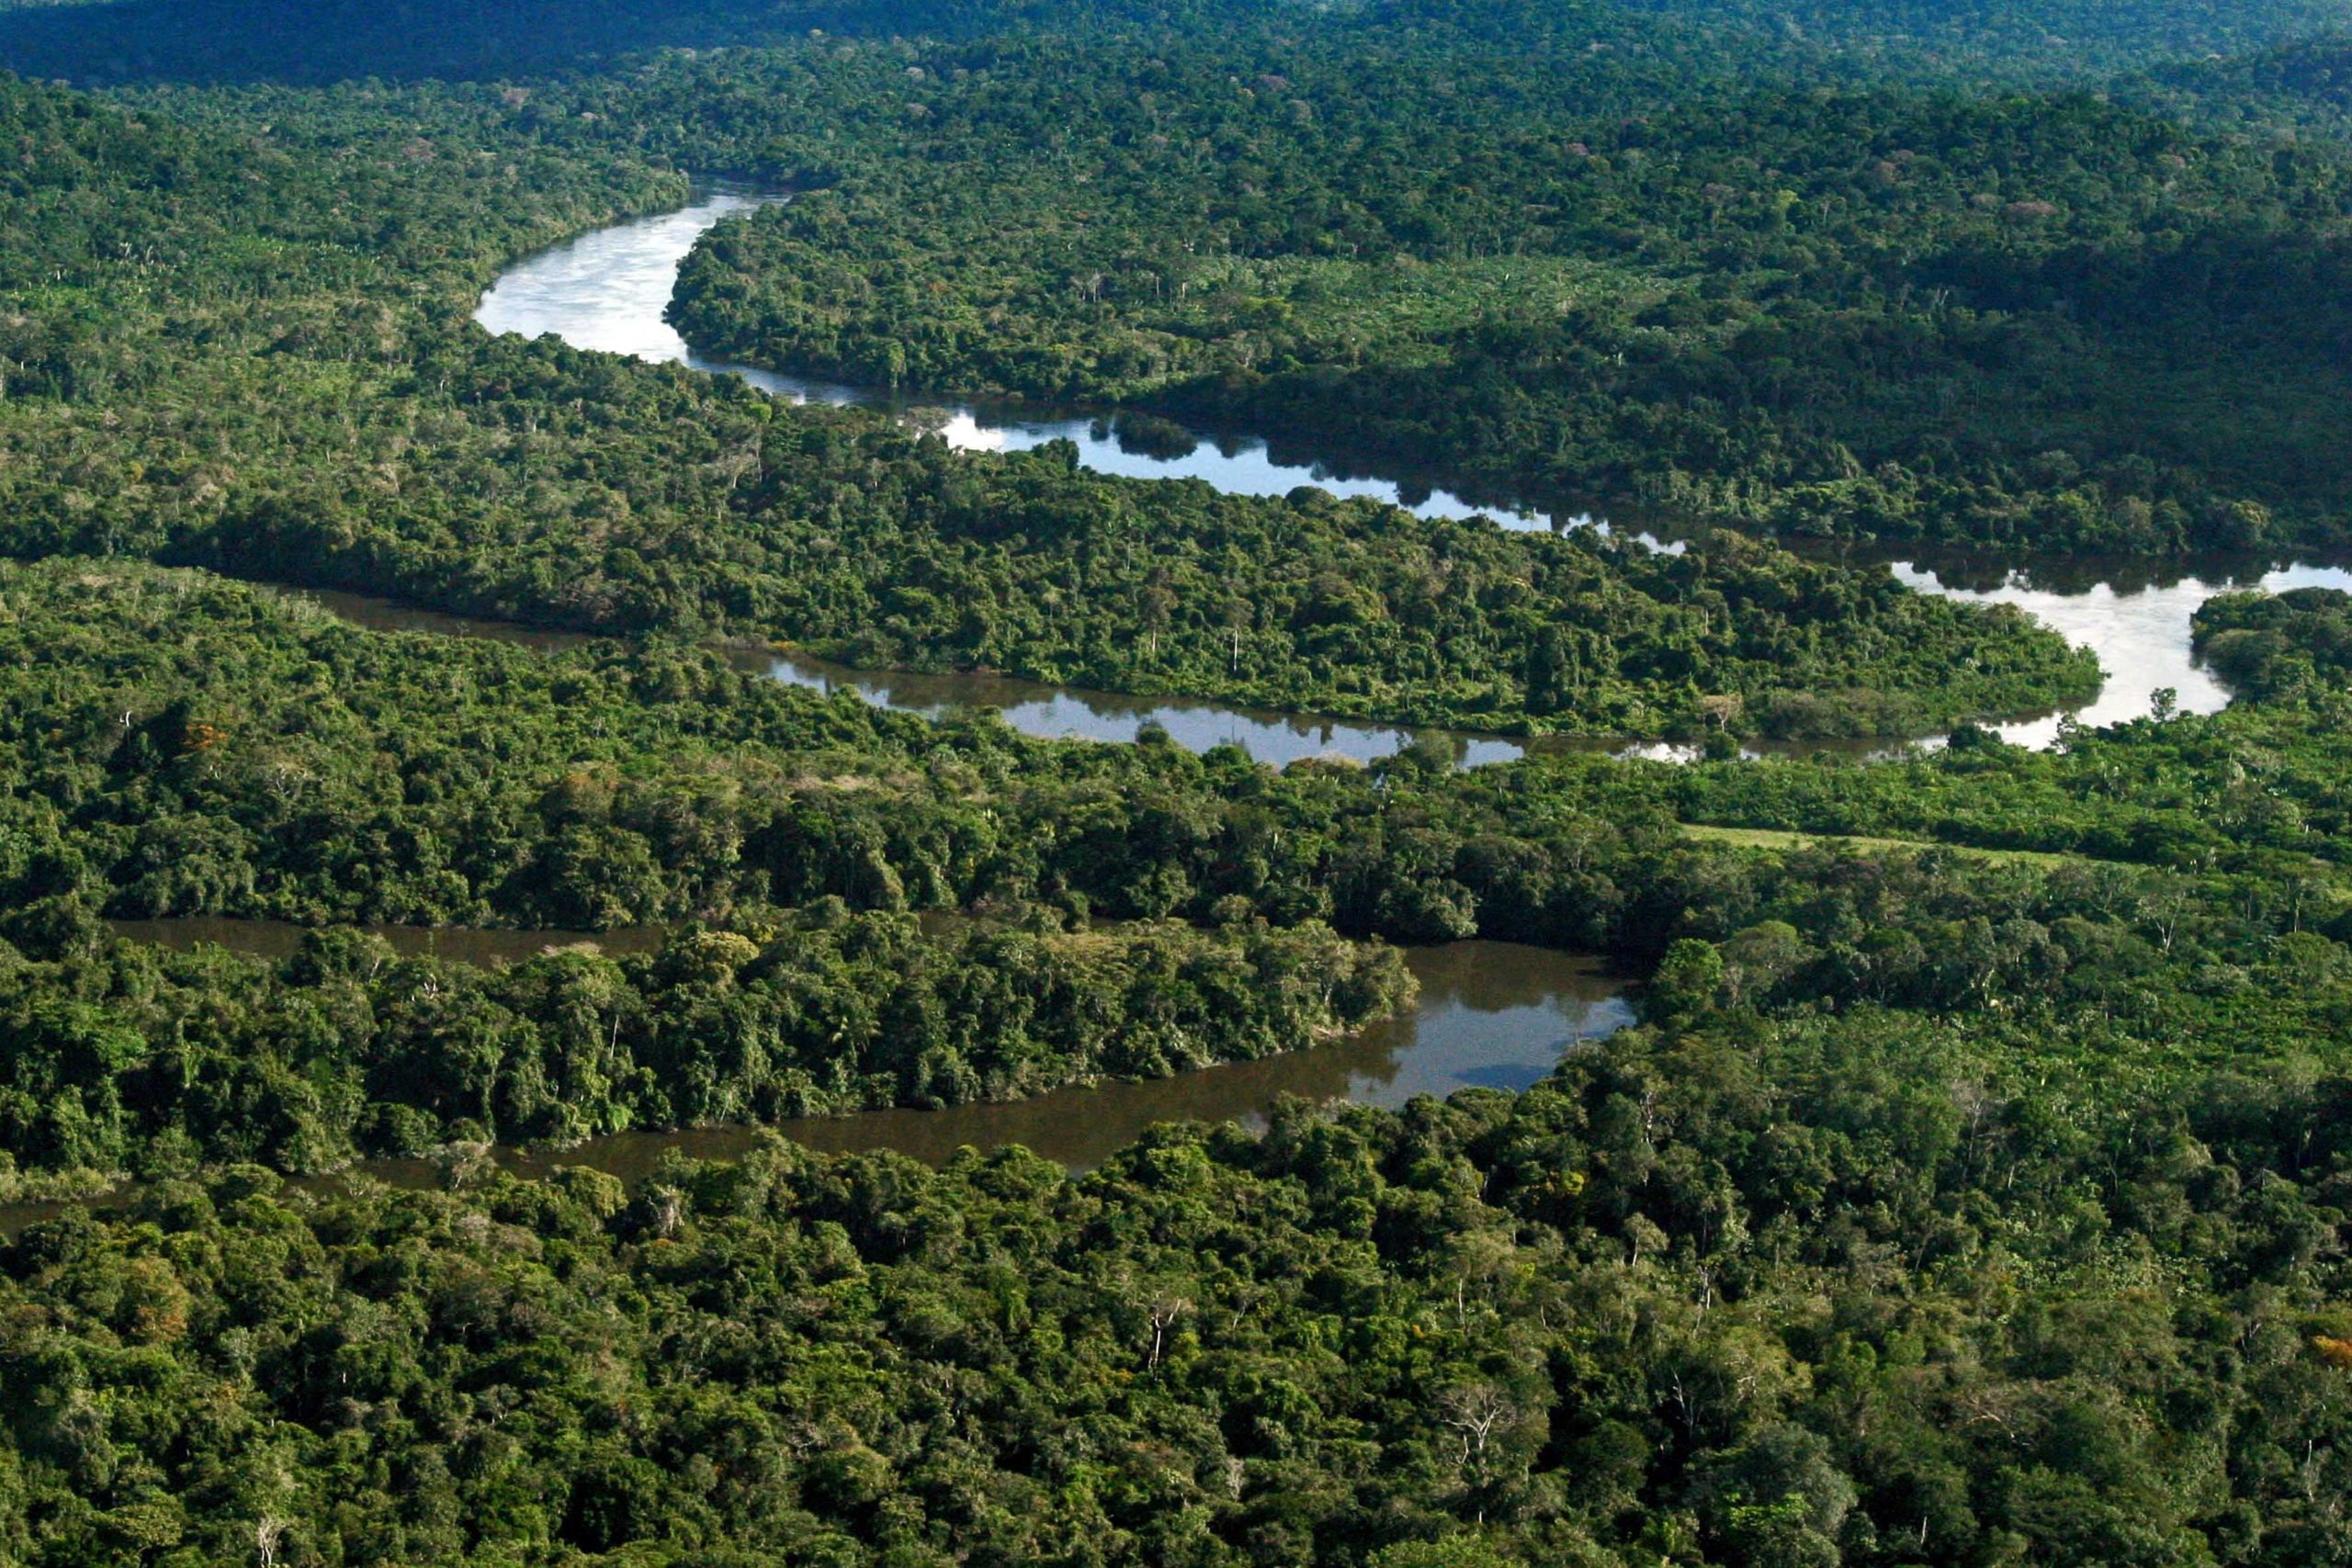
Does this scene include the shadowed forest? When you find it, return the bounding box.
[0,1,2347,1564]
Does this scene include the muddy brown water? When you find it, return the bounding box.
[0,939,1631,1234]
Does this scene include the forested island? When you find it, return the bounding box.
[0,0,2346,1564]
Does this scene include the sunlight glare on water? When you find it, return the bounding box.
[1891,561,2352,747]
[477,189,2352,759]
[477,190,1579,527]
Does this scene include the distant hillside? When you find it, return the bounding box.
[0,0,1285,85]
[2145,32,2352,127]
[0,0,882,84]
[0,0,1498,88]
[1622,0,2352,81]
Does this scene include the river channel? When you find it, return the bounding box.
[102,921,1629,1133]
[27,190,2316,1224]
[475,186,2352,758]
[0,938,1631,1233]
[305,585,1534,769]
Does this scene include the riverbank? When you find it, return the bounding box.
[0,939,1632,1233]
[478,187,2352,757]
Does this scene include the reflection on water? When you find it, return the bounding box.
[515,941,1626,1171]
[300,580,1862,769]
[0,942,1632,1231]
[1890,558,2352,748]
[476,187,1611,536]
[745,646,1532,769]
[469,187,2352,761]
[300,578,1532,768]
[479,194,752,367]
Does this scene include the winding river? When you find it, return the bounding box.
[24,191,2312,1220]
[26,189,2330,1224]
[1,937,1630,1232]
[476,187,1584,534]
[476,186,2352,759]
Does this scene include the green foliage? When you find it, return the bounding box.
[0,8,2346,1562]
[2193,586,2352,700]
[660,28,2352,551]
[0,71,2094,739]
[1659,681,2352,875]
[1629,0,2352,82]
[0,903,1412,1182]
[0,966,2346,1564]
[7,560,2352,1224]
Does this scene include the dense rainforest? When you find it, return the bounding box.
[0,0,2346,1563]
[2193,585,2352,699]
[3,550,2351,1562]
[0,71,2096,739]
[657,16,2352,553]
[0,901,1415,1190]
[3,798,2349,1562]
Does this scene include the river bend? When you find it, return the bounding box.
[477,187,2352,760]
[0,937,1631,1232]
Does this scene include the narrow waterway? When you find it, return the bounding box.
[746,646,1537,769]
[303,579,1535,768]
[476,187,1582,535]
[474,186,2352,756]
[1,938,1631,1232]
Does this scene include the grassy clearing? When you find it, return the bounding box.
[1676,822,2089,868]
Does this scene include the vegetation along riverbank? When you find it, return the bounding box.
[0,0,2346,1562]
